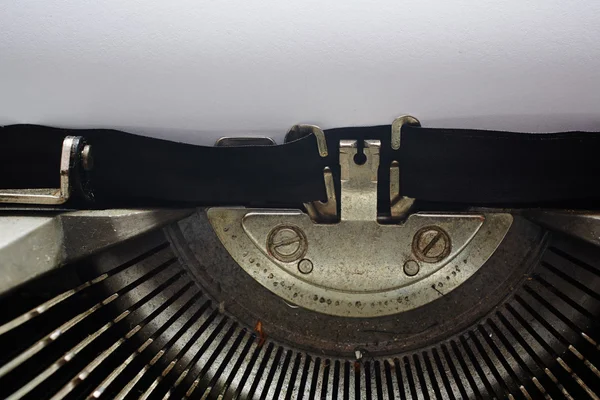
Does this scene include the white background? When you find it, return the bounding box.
[1,0,600,144]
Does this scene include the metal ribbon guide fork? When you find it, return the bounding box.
[208,129,513,317]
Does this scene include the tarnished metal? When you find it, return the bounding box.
[412,226,452,263]
[286,123,336,223]
[214,136,276,147]
[297,259,313,274]
[390,160,415,220]
[212,209,512,317]
[403,260,420,276]
[0,136,81,205]
[208,139,513,317]
[2,195,600,400]
[391,115,420,150]
[0,209,192,295]
[390,116,420,219]
[286,124,328,157]
[524,210,600,247]
[1,207,598,399]
[339,140,379,221]
[266,225,308,263]
[303,167,337,223]
[81,144,93,171]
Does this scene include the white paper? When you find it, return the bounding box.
[1,0,599,144]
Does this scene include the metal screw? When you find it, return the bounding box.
[267,225,308,263]
[298,259,313,274]
[412,226,451,263]
[403,260,420,276]
[81,145,93,171]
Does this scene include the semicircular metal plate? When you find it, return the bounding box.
[208,208,512,317]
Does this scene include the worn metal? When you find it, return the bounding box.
[266,225,308,263]
[3,213,600,399]
[286,124,328,157]
[0,208,192,295]
[1,139,600,399]
[0,136,81,205]
[303,167,337,223]
[391,114,420,150]
[173,213,545,355]
[389,160,415,220]
[339,140,380,221]
[390,116,419,219]
[412,226,452,263]
[524,210,600,247]
[211,208,511,317]
[214,136,276,146]
[297,259,313,274]
[208,139,513,317]
[286,124,336,223]
[81,144,93,171]
[403,260,420,276]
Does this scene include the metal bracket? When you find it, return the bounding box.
[301,116,422,223]
[0,136,88,205]
[303,167,337,223]
[391,115,420,150]
[214,136,276,147]
[285,124,336,222]
[286,124,328,157]
[208,139,512,318]
[390,161,414,220]
[339,140,380,221]
[390,115,420,220]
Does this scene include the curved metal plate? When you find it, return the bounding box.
[208,208,512,317]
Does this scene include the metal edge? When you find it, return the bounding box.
[0,208,193,296]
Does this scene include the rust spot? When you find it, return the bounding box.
[353,361,361,372]
[254,320,267,347]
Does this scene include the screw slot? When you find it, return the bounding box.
[412,226,451,263]
[267,225,308,263]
